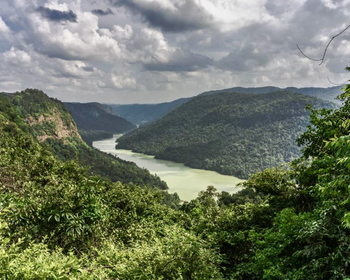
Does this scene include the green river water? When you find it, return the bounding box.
[93,135,243,201]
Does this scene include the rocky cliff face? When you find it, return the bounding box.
[9,89,83,144]
[25,107,82,142]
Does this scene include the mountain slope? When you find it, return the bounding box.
[64,102,136,145]
[117,90,336,179]
[4,89,167,189]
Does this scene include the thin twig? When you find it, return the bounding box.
[297,24,350,66]
[296,44,323,62]
[327,76,348,86]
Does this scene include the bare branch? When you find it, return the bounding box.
[297,24,350,66]
[296,44,323,62]
[327,76,348,86]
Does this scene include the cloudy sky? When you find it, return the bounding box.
[0,0,349,103]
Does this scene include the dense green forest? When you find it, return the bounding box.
[1,85,350,278]
[64,102,135,145]
[117,90,337,179]
[2,89,167,189]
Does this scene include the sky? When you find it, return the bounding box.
[0,0,350,104]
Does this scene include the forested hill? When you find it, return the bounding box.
[64,102,135,133]
[117,90,337,179]
[64,102,135,145]
[1,89,167,189]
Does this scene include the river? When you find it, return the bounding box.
[93,135,243,201]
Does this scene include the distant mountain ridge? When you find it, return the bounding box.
[105,86,342,126]
[117,90,337,179]
[64,102,135,133]
[286,86,343,102]
[200,85,343,103]
[107,98,189,126]
[62,86,341,129]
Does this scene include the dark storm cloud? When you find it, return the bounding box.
[144,50,213,72]
[36,46,82,61]
[37,6,77,22]
[82,66,95,72]
[91,8,114,16]
[110,0,212,32]
[75,64,95,73]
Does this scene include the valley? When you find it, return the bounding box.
[1,86,350,279]
[93,135,243,201]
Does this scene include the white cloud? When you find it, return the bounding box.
[98,24,133,41]
[0,16,10,34]
[127,28,173,64]
[43,0,71,12]
[110,74,137,89]
[320,0,341,9]
[3,47,31,66]
[201,0,273,31]
[0,16,12,41]
[26,9,124,62]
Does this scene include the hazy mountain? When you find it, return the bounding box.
[200,86,282,96]
[201,85,343,103]
[107,98,189,125]
[286,86,343,103]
